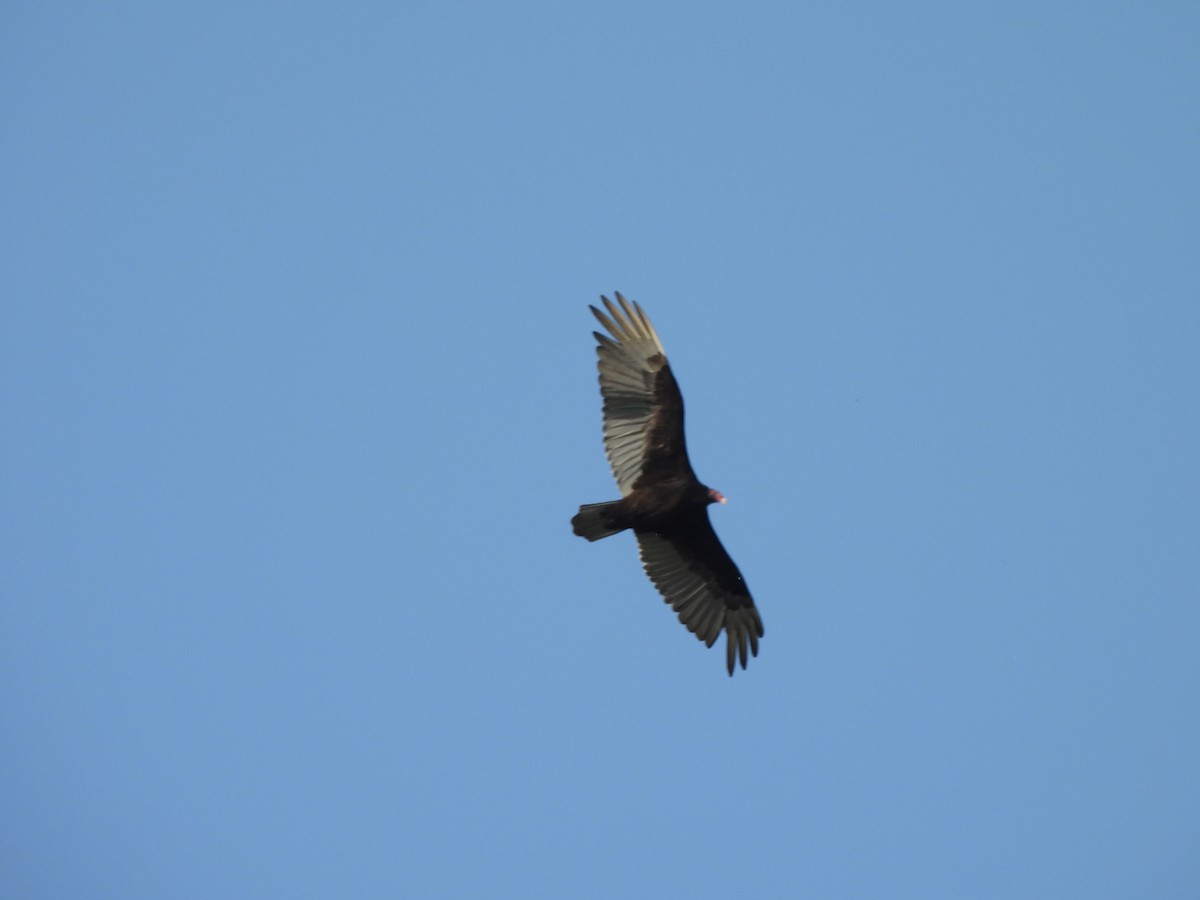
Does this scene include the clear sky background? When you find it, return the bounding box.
[3,3,1198,898]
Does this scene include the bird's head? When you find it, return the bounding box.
[707,488,727,505]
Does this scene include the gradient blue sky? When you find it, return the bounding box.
[3,3,1198,897]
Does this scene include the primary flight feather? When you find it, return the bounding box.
[571,292,764,675]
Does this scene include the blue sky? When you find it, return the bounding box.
[3,2,1198,897]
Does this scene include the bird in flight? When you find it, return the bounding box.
[572,292,763,675]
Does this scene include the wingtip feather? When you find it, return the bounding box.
[589,293,667,357]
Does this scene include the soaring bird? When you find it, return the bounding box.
[572,292,763,674]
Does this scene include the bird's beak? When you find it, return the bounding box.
[710,489,727,504]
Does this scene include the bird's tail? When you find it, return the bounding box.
[572,501,625,541]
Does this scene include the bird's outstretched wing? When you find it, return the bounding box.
[636,522,763,674]
[590,293,694,496]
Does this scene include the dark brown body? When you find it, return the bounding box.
[581,477,714,534]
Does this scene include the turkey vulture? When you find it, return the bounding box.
[572,292,764,674]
